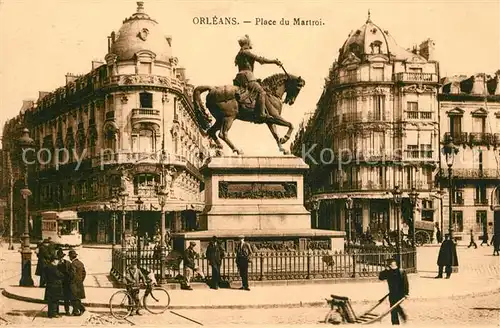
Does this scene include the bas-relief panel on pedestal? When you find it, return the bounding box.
[218,181,298,199]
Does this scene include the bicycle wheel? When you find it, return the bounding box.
[109,290,133,320]
[143,287,171,314]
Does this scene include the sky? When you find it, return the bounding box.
[1,0,499,155]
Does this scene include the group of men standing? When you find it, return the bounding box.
[35,238,87,318]
[181,235,253,291]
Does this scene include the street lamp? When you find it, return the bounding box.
[118,189,129,249]
[109,197,119,247]
[157,186,168,283]
[345,196,354,250]
[18,128,34,287]
[135,196,144,264]
[391,185,403,266]
[408,187,419,247]
[443,138,459,239]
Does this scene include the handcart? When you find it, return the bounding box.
[324,294,407,324]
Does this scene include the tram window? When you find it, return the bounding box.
[42,221,56,231]
[58,220,78,234]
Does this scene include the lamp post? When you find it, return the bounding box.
[157,187,168,283]
[345,196,354,250]
[18,128,34,287]
[118,189,129,249]
[408,187,419,247]
[391,185,403,266]
[135,197,144,264]
[443,138,459,239]
[109,197,118,247]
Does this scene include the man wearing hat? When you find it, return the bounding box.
[235,235,252,291]
[68,249,86,316]
[35,239,50,287]
[182,241,205,290]
[56,249,73,316]
[378,258,409,325]
[206,236,225,289]
[43,255,64,318]
[435,234,458,279]
[124,258,146,315]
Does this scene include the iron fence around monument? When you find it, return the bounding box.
[110,246,417,284]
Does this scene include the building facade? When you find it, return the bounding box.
[1,2,214,243]
[439,72,500,240]
[291,14,441,239]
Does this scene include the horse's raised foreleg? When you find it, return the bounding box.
[266,123,288,154]
[264,115,294,145]
[218,116,243,155]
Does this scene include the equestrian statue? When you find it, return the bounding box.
[193,34,305,155]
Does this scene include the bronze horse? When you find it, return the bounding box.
[193,72,305,155]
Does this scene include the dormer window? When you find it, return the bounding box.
[370,41,382,54]
[140,92,153,108]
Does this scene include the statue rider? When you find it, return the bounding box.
[233,35,282,122]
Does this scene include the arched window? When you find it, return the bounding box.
[104,130,116,151]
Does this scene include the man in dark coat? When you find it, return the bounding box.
[467,229,477,249]
[491,234,499,256]
[435,234,459,279]
[56,249,73,316]
[206,236,225,289]
[68,249,86,316]
[35,240,50,287]
[44,256,64,318]
[182,242,205,290]
[379,258,409,325]
[235,235,252,291]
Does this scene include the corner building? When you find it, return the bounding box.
[291,15,441,237]
[2,2,213,243]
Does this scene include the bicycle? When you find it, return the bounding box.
[109,281,171,320]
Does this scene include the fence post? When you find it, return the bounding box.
[259,253,264,281]
[307,251,312,279]
[351,252,356,278]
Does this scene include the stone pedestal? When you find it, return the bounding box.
[172,156,344,253]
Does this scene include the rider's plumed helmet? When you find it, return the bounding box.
[238,34,252,48]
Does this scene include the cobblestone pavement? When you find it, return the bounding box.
[1,291,499,326]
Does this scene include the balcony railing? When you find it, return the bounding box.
[404,149,433,160]
[96,151,187,167]
[342,112,362,123]
[452,168,500,179]
[131,108,161,124]
[493,133,500,147]
[394,72,438,83]
[443,132,468,145]
[452,198,464,205]
[474,198,489,205]
[468,132,493,146]
[405,111,433,120]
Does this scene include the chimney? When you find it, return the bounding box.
[38,92,50,100]
[66,73,77,85]
[419,39,435,61]
[471,73,486,95]
[450,81,461,94]
[92,60,104,70]
[21,100,35,111]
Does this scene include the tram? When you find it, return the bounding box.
[41,210,82,248]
